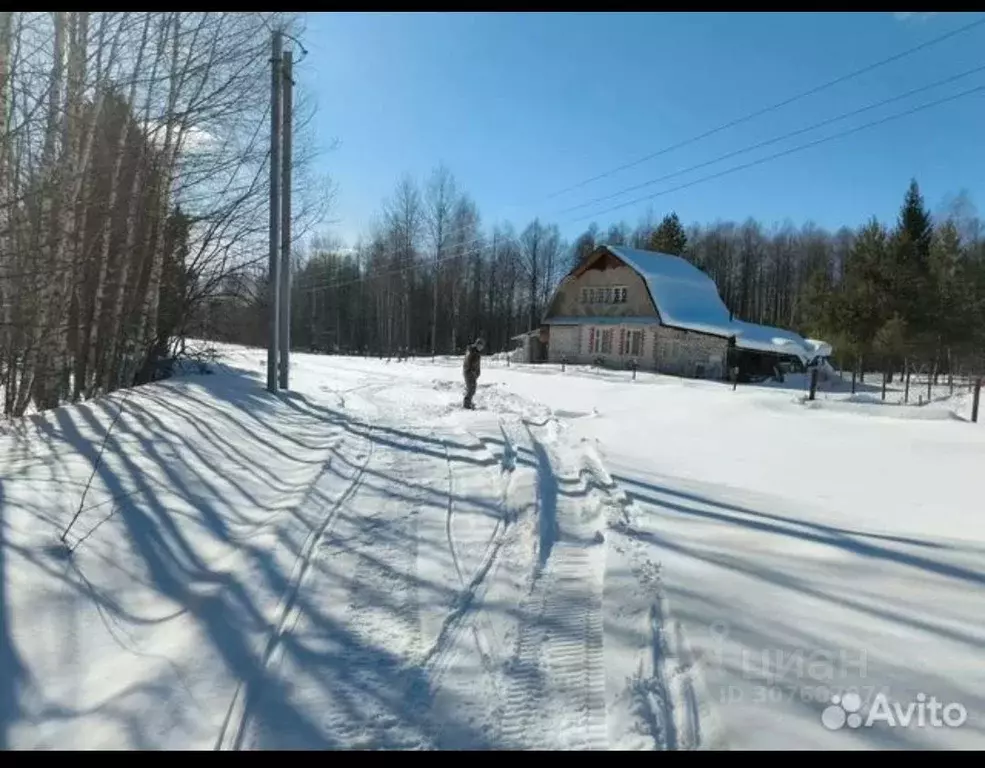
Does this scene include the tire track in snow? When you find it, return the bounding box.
[214,431,375,751]
[499,419,608,750]
[501,548,607,750]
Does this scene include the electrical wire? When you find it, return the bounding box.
[290,17,985,294]
[556,62,985,217]
[568,81,985,224]
[543,14,985,201]
[296,78,985,294]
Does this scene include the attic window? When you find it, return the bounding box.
[582,285,628,305]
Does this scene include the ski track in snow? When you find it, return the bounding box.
[215,385,381,751]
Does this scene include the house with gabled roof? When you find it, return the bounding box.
[540,244,822,380]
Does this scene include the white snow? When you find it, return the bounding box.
[805,338,834,359]
[604,245,816,361]
[1,347,983,749]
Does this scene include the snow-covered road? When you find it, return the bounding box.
[2,345,983,749]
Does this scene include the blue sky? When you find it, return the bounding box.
[294,12,985,247]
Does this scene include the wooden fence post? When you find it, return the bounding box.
[904,359,910,404]
[973,378,982,424]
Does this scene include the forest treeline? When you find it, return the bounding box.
[200,167,985,378]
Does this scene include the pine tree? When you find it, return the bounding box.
[892,179,935,356]
[647,212,688,256]
[899,179,933,259]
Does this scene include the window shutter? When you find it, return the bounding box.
[619,328,626,354]
[588,327,595,353]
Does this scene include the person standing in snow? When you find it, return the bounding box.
[463,338,484,409]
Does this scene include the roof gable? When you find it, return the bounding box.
[604,245,731,334]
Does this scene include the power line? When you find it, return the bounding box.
[299,77,985,295]
[294,32,985,295]
[556,62,985,217]
[568,81,985,225]
[543,14,985,201]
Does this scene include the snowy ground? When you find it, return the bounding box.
[2,344,983,749]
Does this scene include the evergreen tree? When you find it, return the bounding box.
[891,180,936,355]
[647,211,688,256]
[899,179,933,259]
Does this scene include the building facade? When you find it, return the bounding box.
[541,245,817,380]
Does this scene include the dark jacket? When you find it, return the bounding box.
[463,345,481,380]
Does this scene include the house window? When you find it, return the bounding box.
[581,285,628,304]
[587,326,601,354]
[601,329,613,354]
[628,329,642,356]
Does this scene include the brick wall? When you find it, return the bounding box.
[546,323,654,368]
[653,324,728,379]
[547,325,581,362]
[545,322,727,379]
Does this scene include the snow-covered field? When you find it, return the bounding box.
[2,344,983,749]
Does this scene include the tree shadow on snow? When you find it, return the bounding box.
[610,474,985,749]
[0,484,29,749]
[0,362,534,749]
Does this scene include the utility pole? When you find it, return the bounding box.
[267,29,283,393]
[278,47,293,390]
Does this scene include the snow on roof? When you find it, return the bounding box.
[602,245,816,361]
[805,338,833,358]
[732,321,816,360]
